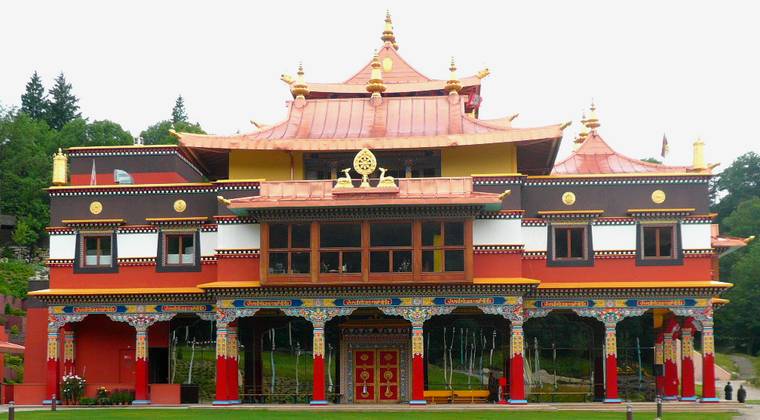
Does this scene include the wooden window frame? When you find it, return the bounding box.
[74,231,119,274]
[265,223,312,277]
[261,219,473,284]
[319,222,363,279]
[420,221,466,274]
[163,233,196,266]
[547,223,594,267]
[82,235,113,267]
[368,221,414,278]
[636,222,683,266]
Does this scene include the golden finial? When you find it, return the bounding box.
[444,57,462,94]
[381,10,398,50]
[366,52,386,98]
[290,62,310,99]
[476,68,491,79]
[52,148,68,186]
[693,138,706,170]
[584,100,600,129]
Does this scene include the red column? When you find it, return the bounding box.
[44,326,61,404]
[62,325,75,375]
[663,319,680,400]
[680,318,697,401]
[214,324,230,405]
[701,320,718,402]
[410,323,426,404]
[655,332,665,397]
[508,321,526,404]
[133,326,150,404]
[226,324,240,403]
[603,322,621,403]
[311,325,327,405]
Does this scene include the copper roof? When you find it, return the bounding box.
[711,224,753,255]
[343,42,432,85]
[227,177,503,210]
[553,131,699,175]
[178,95,563,152]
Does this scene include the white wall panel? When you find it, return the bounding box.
[49,234,76,259]
[681,224,711,249]
[522,226,548,251]
[200,231,217,256]
[592,225,636,251]
[117,233,158,258]
[217,224,261,250]
[473,219,522,245]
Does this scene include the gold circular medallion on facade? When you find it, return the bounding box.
[173,199,187,213]
[382,57,393,72]
[651,190,666,204]
[562,192,576,206]
[89,201,103,215]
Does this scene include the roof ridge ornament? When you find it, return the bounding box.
[366,52,386,103]
[574,110,589,150]
[290,62,310,102]
[584,100,600,130]
[381,10,398,50]
[444,57,462,95]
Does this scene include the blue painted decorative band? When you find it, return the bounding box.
[229,400,241,404]
[604,398,622,403]
[409,400,427,405]
[663,396,678,400]
[700,397,720,403]
[212,400,233,405]
[42,399,61,405]
[680,396,697,401]
[508,399,528,404]
[310,400,328,405]
[132,400,151,405]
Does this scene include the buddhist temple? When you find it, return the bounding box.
[17,13,746,406]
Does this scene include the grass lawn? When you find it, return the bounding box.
[12,409,738,420]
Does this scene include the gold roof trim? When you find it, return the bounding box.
[537,210,604,215]
[627,208,696,213]
[145,216,208,223]
[62,218,125,225]
[197,281,262,289]
[531,172,711,180]
[66,144,180,151]
[29,287,205,296]
[538,281,733,290]
[473,277,541,285]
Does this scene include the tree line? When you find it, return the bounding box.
[0,72,205,245]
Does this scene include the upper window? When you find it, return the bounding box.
[320,223,361,274]
[370,222,412,273]
[422,222,464,272]
[642,226,674,259]
[83,235,113,267]
[165,234,195,266]
[269,223,311,275]
[553,226,586,260]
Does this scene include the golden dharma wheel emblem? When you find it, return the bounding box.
[651,189,666,204]
[173,199,187,213]
[562,192,576,206]
[353,148,377,188]
[89,201,103,215]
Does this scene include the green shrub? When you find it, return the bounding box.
[78,397,95,405]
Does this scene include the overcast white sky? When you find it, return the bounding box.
[2,0,759,169]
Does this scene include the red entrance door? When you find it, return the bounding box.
[354,349,399,403]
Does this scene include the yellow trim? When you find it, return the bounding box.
[627,208,696,213]
[213,179,266,184]
[48,182,213,190]
[29,287,204,296]
[67,144,180,151]
[470,173,523,177]
[197,281,262,289]
[62,219,125,224]
[537,210,604,215]
[145,217,208,222]
[538,281,733,290]
[528,172,710,179]
[712,297,730,305]
[473,277,541,285]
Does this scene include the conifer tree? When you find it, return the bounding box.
[46,72,81,130]
[20,71,47,120]
[171,95,188,124]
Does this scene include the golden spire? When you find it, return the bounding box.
[366,52,386,98]
[381,10,398,50]
[444,57,462,94]
[290,62,309,99]
[52,148,68,186]
[584,100,600,129]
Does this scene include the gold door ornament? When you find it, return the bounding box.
[651,190,666,204]
[89,201,103,215]
[353,148,377,188]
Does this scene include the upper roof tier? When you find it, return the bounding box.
[553,130,705,175]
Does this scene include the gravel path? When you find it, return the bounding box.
[732,355,757,380]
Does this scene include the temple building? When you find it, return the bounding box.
[17,13,750,406]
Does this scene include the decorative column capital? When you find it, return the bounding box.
[47,312,86,331]
[478,303,524,323]
[107,313,176,331]
[573,307,646,326]
[283,307,354,328]
[672,306,713,330]
[215,307,259,327]
[379,305,455,326]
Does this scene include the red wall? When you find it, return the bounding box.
[70,172,188,186]
[474,254,523,277]
[49,264,217,289]
[23,308,48,384]
[522,256,713,283]
[217,257,260,282]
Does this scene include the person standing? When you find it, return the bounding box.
[725,382,734,400]
[737,384,747,403]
